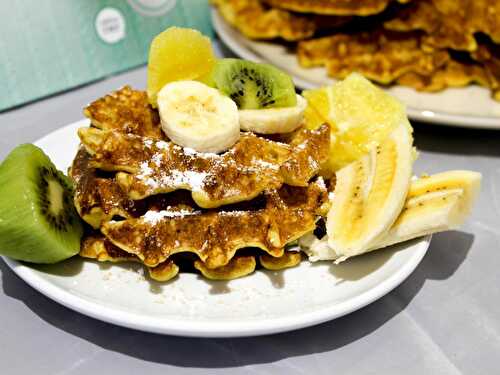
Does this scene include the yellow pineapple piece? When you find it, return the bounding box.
[147,27,217,106]
[303,73,409,175]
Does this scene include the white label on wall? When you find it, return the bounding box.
[95,7,126,44]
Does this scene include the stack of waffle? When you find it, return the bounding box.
[71,86,331,281]
[212,0,500,100]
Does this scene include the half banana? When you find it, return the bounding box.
[372,170,481,250]
[326,121,414,257]
[300,170,481,261]
[157,80,240,153]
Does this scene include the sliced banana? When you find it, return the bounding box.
[157,80,240,153]
[326,121,414,257]
[373,170,481,250]
[239,94,307,134]
[300,170,481,261]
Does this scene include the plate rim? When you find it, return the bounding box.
[2,237,429,337]
[211,9,500,130]
[2,120,431,338]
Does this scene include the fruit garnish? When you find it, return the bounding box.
[373,170,482,250]
[326,121,414,259]
[300,170,481,261]
[209,58,297,109]
[147,27,216,106]
[0,144,83,263]
[239,94,307,134]
[157,80,239,153]
[303,73,407,174]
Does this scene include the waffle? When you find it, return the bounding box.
[396,59,489,92]
[81,231,302,281]
[383,0,438,34]
[213,0,500,100]
[472,43,500,101]
[259,251,302,270]
[84,86,164,139]
[261,0,411,16]
[299,31,450,84]
[80,233,179,282]
[210,0,316,41]
[101,180,328,268]
[70,147,137,228]
[194,255,256,280]
[78,124,330,207]
[384,0,500,52]
[73,86,330,281]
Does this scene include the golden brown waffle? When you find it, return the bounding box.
[383,0,438,34]
[101,180,328,269]
[84,86,164,139]
[396,59,490,92]
[194,255,257,280]
[78,124,330,208]
[384,0,500,52]
[70,147,138,228]
[472,43,500,101]
[298,33,378,68]
[212,0,500,99]
[81,232,303,281]
[71,146,217,229]
[80,233,138,262]
[383,0,473,52]
[299,31,449,84]
[80,233,180,282]
[262,0,411,16]
[260,251,302,270]
[428,0,500,50]
[211,0,316,41]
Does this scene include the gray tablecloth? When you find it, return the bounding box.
[1,42,499,374]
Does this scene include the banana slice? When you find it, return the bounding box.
[372,170,481,250]
[300,170,481,261]
[326,121,414,257]
[157,80,240,153]
[239,94,307,134]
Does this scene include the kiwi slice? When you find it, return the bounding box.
[0,144,83,263]
[210,58,297,110]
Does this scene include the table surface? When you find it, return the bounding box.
[1,42,500,375]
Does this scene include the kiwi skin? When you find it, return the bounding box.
[210,58,297,110]
[0,144,83,263]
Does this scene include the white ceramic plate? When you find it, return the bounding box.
[212,10,500,129]
[2,120,430,337]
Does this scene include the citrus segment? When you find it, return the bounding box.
[147,27,216,106]
[303,73,407,174]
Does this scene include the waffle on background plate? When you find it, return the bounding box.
[211,0,500,101]
[71,86,332,281]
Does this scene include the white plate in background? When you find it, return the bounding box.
[212,9,500,129]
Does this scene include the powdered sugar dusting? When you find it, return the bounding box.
[136,154,208,192]
[253,158,280,171]
[316,176,326,189]
[155,140,170,150]
[152,153,163,166]
[183,147,217,159]
[137,161,153,179]
[143,208,201,224]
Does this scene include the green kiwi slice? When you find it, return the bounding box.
[209,58,297,110]
[0,144,83,263]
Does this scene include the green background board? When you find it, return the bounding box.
[0,0,213,111]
